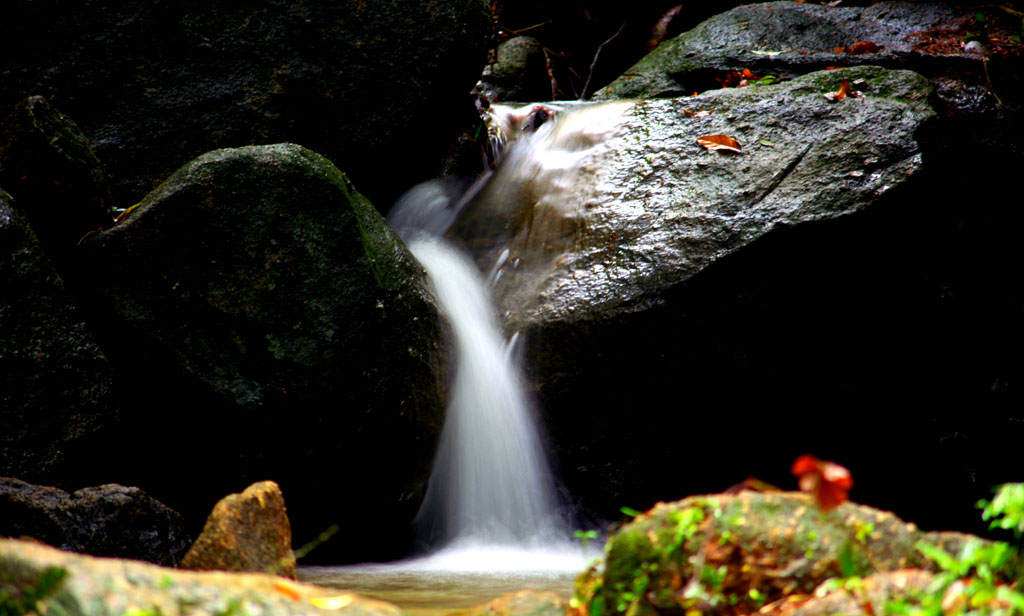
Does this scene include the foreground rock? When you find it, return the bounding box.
[77,143,446,561]
[0,194,120,489]
[0,478,189,566]
[181,481,296,579]
[571,492,1014,616]
[1,1,491,207]
[0,538,402,616]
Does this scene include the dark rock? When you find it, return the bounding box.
[180,481,296,579]
[1,1,491,208]
[0,96,112,260]
[79,143,446,562]
[0,477,190,566]
[595,2,965,100]
[479,37,553,102]
[0,192,119,488]
[0,538,404,616]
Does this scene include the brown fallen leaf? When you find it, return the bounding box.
[683,107,714,117]
[696,134,742,153]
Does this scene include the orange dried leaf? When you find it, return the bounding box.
[742,68,755,78]
[791,454,853,510]
[849,41,880,55]
[697,134,742,153]
[824,78,861,101]
[834,46,846,54]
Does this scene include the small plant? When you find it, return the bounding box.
[904,483,1024,615]
[979,482,1024,540]
[575,529,600,551]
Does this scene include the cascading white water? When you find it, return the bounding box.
[408,236,566,548]
[368,102,625,571]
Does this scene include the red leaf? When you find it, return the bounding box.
[696,134,742,153]
[791,454,852,510]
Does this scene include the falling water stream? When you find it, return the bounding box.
[299,103,623,613]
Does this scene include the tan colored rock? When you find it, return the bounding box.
[180,480,297,578]
[0,538,402,616]
[468,590,567,616]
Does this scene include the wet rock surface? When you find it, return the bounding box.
[0,478,189,566]
[1,0,491,208]
[0,538,403,616]
[181,481,296,579]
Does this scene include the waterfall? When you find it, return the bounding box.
[383,102,627,564]
[406,236,566,547]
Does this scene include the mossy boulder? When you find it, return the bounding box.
[570,492,1015,616]
[79,144,446,561]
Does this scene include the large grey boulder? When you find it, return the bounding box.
[79,143,447,561]
[451,65,942,519]
[466,66,935,329]
[0,477,189,566]
[1,1,491,207]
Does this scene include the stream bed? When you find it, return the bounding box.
[300,545,591,616]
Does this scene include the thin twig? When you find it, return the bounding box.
[580,22,626,100]
[498,20,553,35]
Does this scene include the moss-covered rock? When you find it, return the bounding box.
[79,144,446,562]
[570,492,1016,616]
[594,3,963,100]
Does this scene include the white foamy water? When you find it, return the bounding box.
[407,236,568,549]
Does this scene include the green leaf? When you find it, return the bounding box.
[620,506,642,518]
